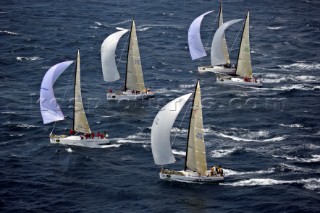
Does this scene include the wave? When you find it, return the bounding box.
[261,73,320,83]
[215,132,286,142]
[278,62,320,71]
[211,147,238,158]
[16,124,38,129]
[273,154,320,163]
[172,149,186,156]
[273,84,320,91]
[222,178,320,190]
[279,123,303,128]
[1,111,16,114]
[99,144,121,148]
[267,26,283,30]
[16,56,43,61]
[223,168,275,176]
[66,148,73,153]
[0,30,18,35]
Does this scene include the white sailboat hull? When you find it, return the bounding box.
[198,65,235,74]
[107,90,155,101]
[50,135,110,148]
[159,169,224,183]
[216,75,262,87]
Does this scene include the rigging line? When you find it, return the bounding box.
[51,62,76,134]
[228,22,243,56]
[171,101,192,147]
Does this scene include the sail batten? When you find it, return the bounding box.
[185,81,207,175]
[125,20,145,91]
[151,93,192,166]
[210,19,243,66]
[101,30,128,82]
[73,50,91,134]
[40,61,74,124]
[188,11,214,60]
[236,11,252,78]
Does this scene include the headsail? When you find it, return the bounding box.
[236,11,252,78]
[101,29,128,82]
[185,81,207,175]
[151,93,192,166]
[188,11,214,60]
[218,2,231,65]
[125,20,145,91]
[210,19,242,66]
[40,61,74,124]
[73,50,91,134]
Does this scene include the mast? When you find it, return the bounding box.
[73,50,78,130]
[124,21,133,91]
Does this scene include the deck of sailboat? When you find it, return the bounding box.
[106,90,155,101]
[50,134,110,147]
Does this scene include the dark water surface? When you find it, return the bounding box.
[1,0,320,212]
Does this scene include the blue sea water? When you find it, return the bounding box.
[1,0,320,212]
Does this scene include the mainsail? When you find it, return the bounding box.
[236,11,252,78]
[101,29,128,82]
[151,93,192,165]
[218,2,230,65]
[73,50,91,134]
[210,19,243,66]
[40,61,74,124]
[188,11,214,60]
[125,20,145,91]
[185,81,207,175]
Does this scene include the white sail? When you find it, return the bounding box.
[188,11,214,60]
[236,11,252,78]
[186,81,207,175]
[40,61,74,124]
[210,19,242,66]
[151,93,192,165]
[101,29,128,82]
[125,20,145,91]
[73,50,91,134]
[218,2,230,65]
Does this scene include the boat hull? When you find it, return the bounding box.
[50,135,110,148]
[198,65,235,74]
[107,90,155,101]
[216,75,262,87]
[159,170,224,183]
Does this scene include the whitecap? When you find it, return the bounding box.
[273,154,320,162]
[278,63,320,71]
[172,149,186,156]
[211,147,238,158]
[216,132,285,142]
[16,56,43,61]
[0,30,18,35]
[223,168,274,176]
[279,123,303,128]
[66,148,73,153]
[267,26,282,30]
[100,144,121,148]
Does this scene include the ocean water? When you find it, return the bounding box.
[1,0,320,212]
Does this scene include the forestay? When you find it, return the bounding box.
[126,20,145,91]
[151,93,192,165]
[40,61,74,124]
[186,82,207,175]
[101,29,128,82]
[188,11,214,60]
[74,51,91,134]
[210,19,243,66]
[236,11,252,78]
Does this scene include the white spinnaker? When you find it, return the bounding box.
[40,61,74,124]
[188,11,214,60]
[210,19,243,66]
[151,93,192,165]
[101,29,128,82]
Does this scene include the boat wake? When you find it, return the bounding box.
[214,131,286,142]
[222,178,320,192]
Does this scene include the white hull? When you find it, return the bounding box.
[50,135,110,148]
[107,90,155,101]
[159,169,224,183]
[217,75,262,87]
[198,65,235,74]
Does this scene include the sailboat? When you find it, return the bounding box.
[188,2,239,74]
[101,20,154,101]
[40,50,110,147]
[151,81,224,183]
[216,11,263,87]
